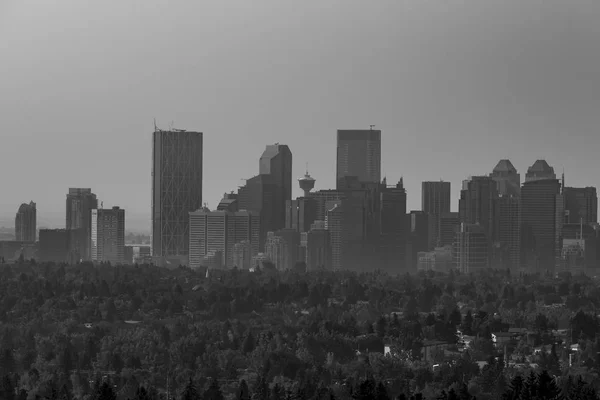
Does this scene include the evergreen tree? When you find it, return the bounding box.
[270,383,284,400]
[504,374,525,400]
[375,382,390,400]
[354,377,376,400]
[204,378,224,400]
[457,383,474,400]
[1,375,14,400]
[133,386,150,400]
[253,374,269,400]
[181,378,200,400]
[237,379,251,400]
[95,382,116,400]
[524,371,538,400]
[536,370,561,400]
[59,384,71,400]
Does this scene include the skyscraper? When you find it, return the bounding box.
[564,187,597,225]
[91,206,125,264]
[459,176,498,259]
[259,143,293,233]
[421,181,451,248]
[378,178,408,272]
[521,176,562,271]
[66,188,98,262]
[490,159,521,197]
[525,159,556,182]
[496,194,521,270]
[336,129,381,189]
[188,208,260,269]
[152,129,203,266]
[15,201,36,242]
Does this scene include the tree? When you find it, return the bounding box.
[253,374,269,400]
[181,378,200,400]
[94,382,117,400]
[204,378,224,400]
[133,386,150,400]
[537,370,561,400]
[237,380,251,400]
[375,382,390,400]
[354,377,376,400]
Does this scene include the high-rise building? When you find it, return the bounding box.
[91,206,125,264]
[302,221,332,271]
[259,143,293,231]
[15,201,36,242]
[525,159,556,182]
[232,240,252,269]
[422,181,451,248]
[495,195,521,270]
[152,129,203,266]
[325,196,367,271]
[564,187,597,225]
[439,212,460,247]
[407,211,431,270]
[459,176,498,265]
[490,159,521,197]
[39,229,69,263]
[188,208,260,269]
[378,178,408,272]
[238,174,275,251]
[453,223,489,273]
[336,129,381,189]
[520,175,562,271]
[66,188,98,262]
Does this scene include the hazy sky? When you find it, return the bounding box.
[2,0,600,231]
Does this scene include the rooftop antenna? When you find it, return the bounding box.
[369,124,376,130]
[153,118,158,132]
[305,162,309,175]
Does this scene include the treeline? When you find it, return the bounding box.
[1,262,600,399]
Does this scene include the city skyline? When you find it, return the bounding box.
[2,0,600,228]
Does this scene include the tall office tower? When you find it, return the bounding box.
[521,177,562,271]
[238,174,275,251]
[152,129,203,266]
[15,201,36,242]
[525,159,556,182]
[39,229,69,263]
[303,221,332,271]
[378,178,408,272]
[188,208,260,269]
[336,129,381,189]
[422,181,451,248]
[91,206,125,264]
[66,188,98,262]
[259,144,293,231]
[407,211,431,269]
[325,196,367,271]
[496,195,521,270]
[453,223,489,273]
[490,159,521,197]
[564,187,598,224]
[459,176,498,265]
[439,212,460,247]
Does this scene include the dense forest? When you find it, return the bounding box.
[1,261,600,399]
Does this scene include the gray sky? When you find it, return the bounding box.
[2,0,600,232]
